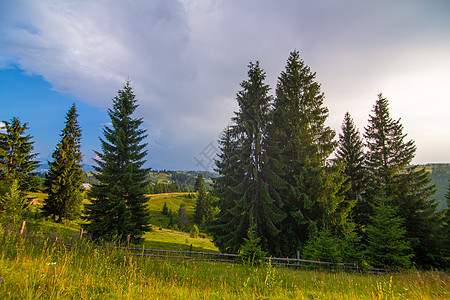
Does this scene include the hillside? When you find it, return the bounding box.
[424,163,449,210]
[83,169,217,190]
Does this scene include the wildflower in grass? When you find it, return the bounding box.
[0,277,3,280]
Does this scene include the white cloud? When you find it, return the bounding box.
[1,0,449,168]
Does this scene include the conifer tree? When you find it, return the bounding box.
[178,203,188,228]
[364,93,416,199]
[267,50,346,255]
[42,104,84,222]
[336,112,365,204]
[162,202,169,215]
[394,165,444,267]
[83,82,151,243]
[194,174,207,224]
[335,112,366,230]
[364,93,442,267]
[0,117,39,191]
[239,222,267,266]
[0,179,29,223]
[210,62,285,254]
[194,173,204,193]
[365,199,412,269]
[302,227,342,263]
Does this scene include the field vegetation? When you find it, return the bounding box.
[1,191,448,299]
[0,221,448,299]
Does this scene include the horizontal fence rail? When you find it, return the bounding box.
[1,223,387,274]
[94,244,387,273]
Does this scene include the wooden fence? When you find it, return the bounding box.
[94,244,388,273]
[8,223,387,274]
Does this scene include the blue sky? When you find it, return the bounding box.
[1,0,450,170]
[0,67,107,169]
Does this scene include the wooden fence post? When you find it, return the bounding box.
[127,235,130,248]
[19,220,26,235]
[297,251,300,267]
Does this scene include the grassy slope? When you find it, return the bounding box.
[24,191,218,253]
[148,172,172,184]
[147,192,196,226]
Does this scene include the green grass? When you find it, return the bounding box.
[20,192,215,253]
[7,192,446,299]
[146,192,196,228]
[148,171,172,184]
[0,224,448,299]
[142,228,218,252]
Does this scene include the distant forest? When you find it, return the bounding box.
[81,169,217,194]
[425,163,450,210]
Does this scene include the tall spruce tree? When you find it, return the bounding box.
[42,104,84,222]
[267,51,346,255]
[0,118,39,215]
[336,112,365,225]
[194,173,204,193]
[210,62,285,254]
[178,203,188,229]
[83,82,151,243]
[364,93,416,199]
[364,93,442,267]
[0,117,39,191]
[336,112,365,204]
[194,174,207,224]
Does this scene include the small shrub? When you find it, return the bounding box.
[190,224,199,238]
[239,224,267,266]
[303,227,341,263]
[162,202,168,215]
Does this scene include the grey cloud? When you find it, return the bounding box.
[1,0,449,169]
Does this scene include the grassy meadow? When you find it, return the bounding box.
[0,224,448,299]
[0,191,448,299]
[146,192,196,228]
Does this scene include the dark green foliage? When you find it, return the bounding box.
[364,93,416,199]
[303,227,341,263]
[0,179,29,223]
[42,104,84,222]
[150,182,183,194]
[364,94,444,268]
[162,202,169,215]
[365,200,412,269]
[442,186,450,267]
[168,209,175,229]
[194,174,204,193]
[336,112,365,222]
[0,117,39,192]
[83,82,151,243]
[393,165,444,267]
[27,175,43,192]
[210,62,285,255]
[427,164,450,211]
[340,224,364,265]
[239,223,267,266]
[193,174,208,224]
[178,203,188,229]
[267,50,346,255]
